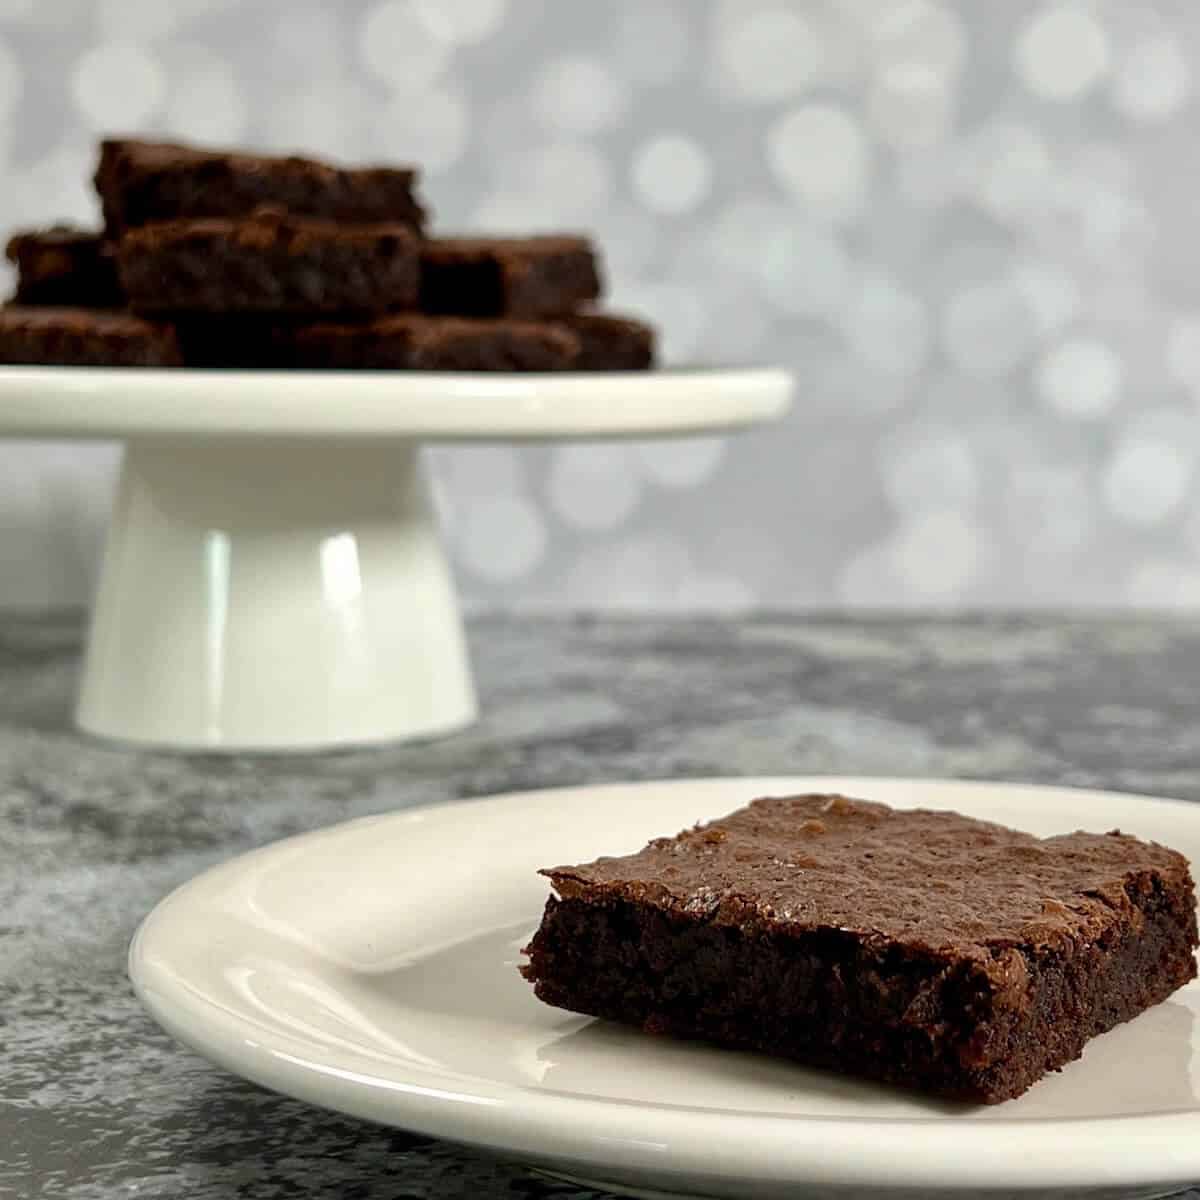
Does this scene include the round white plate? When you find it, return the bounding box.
[130,777,1200,1200]
[0,365,790,440]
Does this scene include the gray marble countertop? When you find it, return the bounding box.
[5,612,1200,1200]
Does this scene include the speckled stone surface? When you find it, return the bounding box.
[4,612,1200,1200]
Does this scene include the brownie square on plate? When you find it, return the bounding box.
[95,138,425,233]
[5,225,124,307]
[6,226,124,308]
[419,236,601,318]
[116,209,420,315]
[0,306,182,367]
[554,311,655,370]
[523,794,1198,1103]
[274,314,581,371]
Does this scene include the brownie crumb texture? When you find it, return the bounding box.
[522,794,1198,1104]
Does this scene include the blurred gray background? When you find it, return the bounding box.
[0,0,1196,611]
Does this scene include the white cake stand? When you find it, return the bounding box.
[0,366,791,751]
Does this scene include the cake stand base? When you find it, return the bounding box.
[76,438,476,750]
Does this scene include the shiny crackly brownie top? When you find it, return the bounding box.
[543,794,1196,960]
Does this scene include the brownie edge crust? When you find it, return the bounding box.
[521,795,1199,1104]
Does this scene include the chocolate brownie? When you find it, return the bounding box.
[554,312,654,370]
[116,209,420,315]
[419,236,601,317]
[0,306,182,366]
[267,314,581,371]
[6,226,123,307]
[95,138,425,233]
[523,794,1199,1104]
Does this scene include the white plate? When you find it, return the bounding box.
[0,365,790,440]
[130,777,1200,1200]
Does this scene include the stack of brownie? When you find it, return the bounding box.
[0,138,655,372]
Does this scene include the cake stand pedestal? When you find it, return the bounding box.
[0,366,791,751]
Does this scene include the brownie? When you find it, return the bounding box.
[6,226,124,308]
[419,236,601,317]
[116,209,420,315]
[267,314,581,371]
[523,794,1199,1104]
[554,311,654,370]
[95,138,425,233]
[0,305,182,366]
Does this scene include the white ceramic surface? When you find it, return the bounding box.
[0,366,791,748]
[0,366,791,440]
[130,776,1200,1200]
[77,440,475,750]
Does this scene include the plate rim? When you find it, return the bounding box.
[129,775,1200,1194]
[0,364,792,441]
